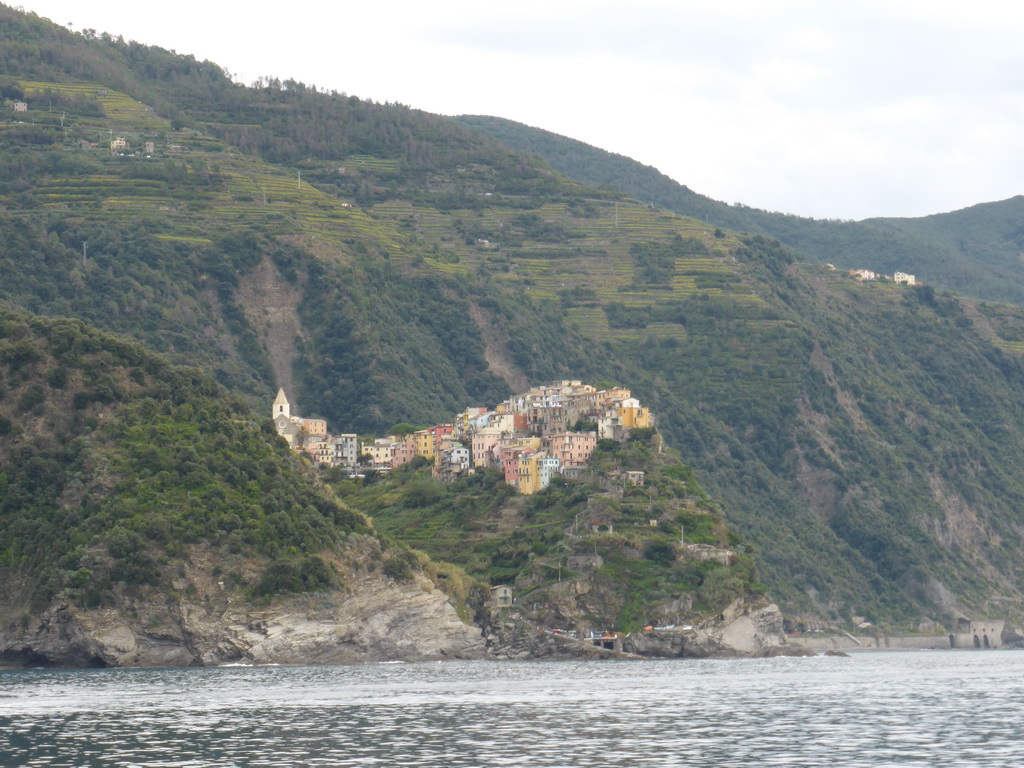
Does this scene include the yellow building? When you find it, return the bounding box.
[517,451,561,495]
[617,402,651,430]
[506,436,541,455]
[303,438,331,465]
[365,438,396,467]
[413,429,436,460]
[518,452,541,495]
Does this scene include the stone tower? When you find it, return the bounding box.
[273,388,290,420]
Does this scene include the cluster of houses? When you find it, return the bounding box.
[272,380,653,494]
[849,268,918,285]
[824,264,919,285]
[7,98,184,155]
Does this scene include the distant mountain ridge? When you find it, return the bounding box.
[456,115,1024,305]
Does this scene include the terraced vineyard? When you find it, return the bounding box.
[18,79,169,132]
[2,82,412,256]
[3,77,806,359]
[360,192,771,343]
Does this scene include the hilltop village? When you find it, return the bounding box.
[272,381,652,494]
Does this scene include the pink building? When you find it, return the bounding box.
[545,431,597,468]
[391,436,418,468]
[427,424,454,452]
[500,446,530,488]
[472,428,503,467]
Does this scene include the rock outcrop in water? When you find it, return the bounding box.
[623,600,812,658]
[476,599,802,661]
[482,616,638,660]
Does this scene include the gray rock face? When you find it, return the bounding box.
[0,545,802,668]
[623,600,813,658]
[0,569,485,668]
[482,614,636,660]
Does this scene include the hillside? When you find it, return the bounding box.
[5,5,1024,630]
[457,115,1024,306]
[0,310,486,666]
[336,434,762,634]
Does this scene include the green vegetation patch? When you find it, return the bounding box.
[335,432,762,631]
[0,311,369,610]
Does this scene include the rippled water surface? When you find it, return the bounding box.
[2,651,1023,766]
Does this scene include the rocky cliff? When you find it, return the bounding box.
[1,576,802,667]
[0,546,485,669]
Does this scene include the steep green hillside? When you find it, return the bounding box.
[5,5,1024,628]
[0,310,388,617]
[0,5,607,425]
[629,247,1024,622]
[457,115,1024,306]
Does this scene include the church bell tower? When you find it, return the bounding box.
[273,388,291,420]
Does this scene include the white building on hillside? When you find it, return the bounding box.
[272,389,326,447]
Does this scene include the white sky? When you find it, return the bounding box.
[18,0,1024,220]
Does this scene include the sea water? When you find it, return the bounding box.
[2,650,1022,767]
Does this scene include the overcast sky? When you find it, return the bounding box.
[19,0,1024,220]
